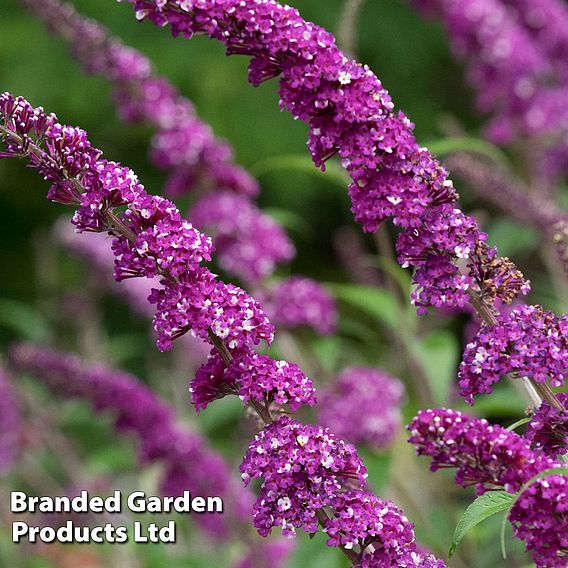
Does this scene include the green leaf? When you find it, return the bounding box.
[0,298,50,342]
[424,137,510,167]
[249,154,350,187]
[506,417,532,432]
[328,283,399,330]
[414,329,459,405]
[449,491,516,558]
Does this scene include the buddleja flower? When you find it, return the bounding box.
[0,366,21,475]
[259,277,337,334]
[190,191,295,284]
[318,367,404,449]
[508,474,568,568]
[459,305,568,404]
[409,408,568,566]
[407,408,558,493]
[234,539,295,568]
[150,270,274,351]
[190,350,317,413]
[124,0,530,315]
[324,491,416,555]
[240,416,367,537]
[413,0,551,140]
[0,93,274,354]
[229,352,317,411]
[525,393,568,459]
[358,550,446,567]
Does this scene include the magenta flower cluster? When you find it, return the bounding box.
[0,93,275,354]
[190,350,317,413]
[240,416,367,538]
[508,474,568,568]
[124,0,531,316]
[190,191,295,284]
[229,352,317,411]
[324,490,445,567]
[258,276,337,335]
[525,392,568,459]
[318,367,404,449]
[408,407,558,493]
[408,408,568,566]
[459,305,568,404]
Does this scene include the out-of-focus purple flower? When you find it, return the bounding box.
[318,367,404,449]
[190,191,295,284]
[508,474,568,568]
[9,342,250,539]
[233,538,295,568]
[240,416,367,537]
[408,408,559,494]
[258,277,337,335]
[459,305,568,404]
[412,0,559,140]
[21,0,260,197]
[525,392,568,459]
[0,365,21,475]
[500,0,568,81]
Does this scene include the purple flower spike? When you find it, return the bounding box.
[408,408,559,494]
[120,0,531,314]
[240,416,367,537]
[509,474,568,568]
[325,490,417,558]
[459,305,568,404]
[259,277,337,335]
[230,352,317,411]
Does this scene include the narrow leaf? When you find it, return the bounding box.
[449,491,516,558]
[506,417,532,432]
